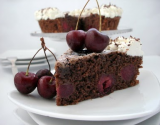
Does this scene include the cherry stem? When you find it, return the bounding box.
[49,77,53,83]
[46,48,57,61]
[96,0,101,32]
[40,38,51,71]
[26,48,42,76]
[75,0,90,30]
[40,38,57,62]
[40,38,57,83]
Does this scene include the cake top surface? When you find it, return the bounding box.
[34,7,65,20]
[106,36,144,56]
[57,36,143,64]
[56,49,112,65]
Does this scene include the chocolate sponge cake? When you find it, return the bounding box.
[55,36,143,106]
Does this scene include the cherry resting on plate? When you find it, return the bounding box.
[14,72,38,94]
[85,28,109,53]
[37,76,56,99]
[36,69,53,79]
[66,30,86,52]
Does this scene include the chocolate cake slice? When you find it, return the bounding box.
[55,36,143,106]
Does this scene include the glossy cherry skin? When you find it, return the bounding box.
[85,28,109,53]
[37,76,56,99]
[14,72,38,94]
[66,30,86,52]
[36,69,53,79]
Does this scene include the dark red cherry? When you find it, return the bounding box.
[36,69,53,79]
[57,84,74,98]
[14,72,38,94]
[121,65,135,81]
[66,30,86,52]
[98,74,115,94]
[85,28,109,53]
[37,76,56,99]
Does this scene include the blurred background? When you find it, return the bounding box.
[0,0,160,56]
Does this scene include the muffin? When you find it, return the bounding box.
[82,4,123,31]
[34,7,81,33]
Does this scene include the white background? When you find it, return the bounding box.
[0,0,160,56]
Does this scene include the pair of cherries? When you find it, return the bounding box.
[66,28,109,53]
[14,69,56,99]
[14,38,57,99]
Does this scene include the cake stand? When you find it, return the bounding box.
[31,27,132,41]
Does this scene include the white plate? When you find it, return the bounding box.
[8,69,160,121]
[14,108,38,125]
[28,109,160,125]
[137,111,160,125]
[14,108,160,125]
[0,48,56,60]
[2,60,55,69]
[1,56,54,65]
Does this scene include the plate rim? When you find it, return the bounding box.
[14,108,38,125]
[27,108,160,125]
[8,69,160,121]
[0,48,56,60]
[2,60,55,69]
[30,28,133,37]
[1,56,54,65]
